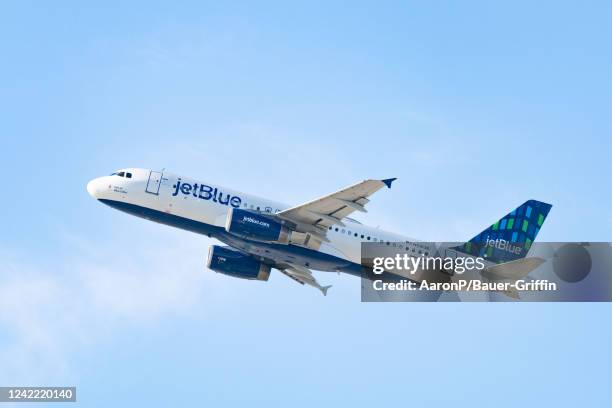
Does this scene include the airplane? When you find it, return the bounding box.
[87,168,552,296]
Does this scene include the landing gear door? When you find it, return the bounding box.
[145,170,162,195]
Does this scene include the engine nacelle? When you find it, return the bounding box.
[206,245,271,281]
[225,208,291,244]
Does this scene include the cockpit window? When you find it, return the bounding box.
[110,171,131,178]
[126,173,132,178]
[118,171,125,177]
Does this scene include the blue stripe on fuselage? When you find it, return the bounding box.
[98,199,363,276]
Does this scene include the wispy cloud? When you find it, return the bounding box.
[0,230,220,384]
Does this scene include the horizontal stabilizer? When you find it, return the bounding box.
[483,257,546,280]
[499,286,520,299]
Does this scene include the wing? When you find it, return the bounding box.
[277,178,397,242]
[277,264,332,296]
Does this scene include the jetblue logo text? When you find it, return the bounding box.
[484,236,522,255]
[172,178,242,208]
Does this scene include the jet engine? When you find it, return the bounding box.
[225,208,292,244]
[206,245,271,281]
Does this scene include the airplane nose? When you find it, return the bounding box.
[87,179,99,198]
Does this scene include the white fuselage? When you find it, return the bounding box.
[87,168,428,273]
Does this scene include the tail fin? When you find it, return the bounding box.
[456,200,552,264]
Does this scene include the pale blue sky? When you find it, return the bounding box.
[1,1,611,407]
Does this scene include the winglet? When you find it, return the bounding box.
[321,285,332,296]
[381,178,397,188]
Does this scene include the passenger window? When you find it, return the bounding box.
[354,233,358,237]
[360,234,364,238]
[335,228,339,232]
[367,236,370,240]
